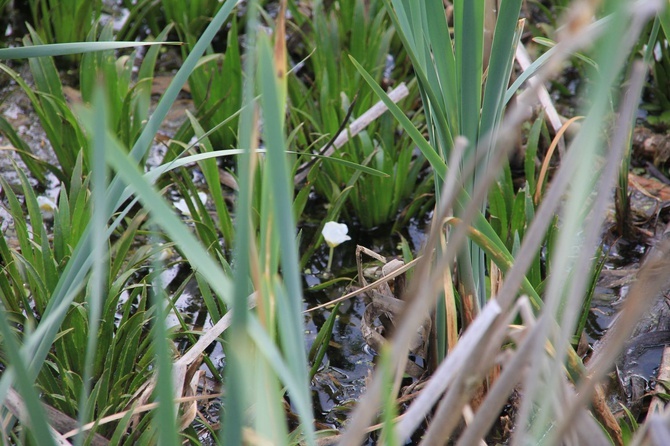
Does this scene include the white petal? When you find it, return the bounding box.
[175,192,208,216]
[322,221,351,248]
[37,196,57,219]
[174,198,191,216]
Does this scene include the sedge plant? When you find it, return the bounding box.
[27,0,102,49]
[289,0,430,229]
[349,0,527,361]
[371,0,526,330]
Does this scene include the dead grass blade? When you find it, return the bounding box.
[61,393,222,440]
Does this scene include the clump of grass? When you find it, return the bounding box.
[28,0,102,61]
[0,0,244,442]
[289,0,430,229]
[0,28,172,187]
[0,155,161,442]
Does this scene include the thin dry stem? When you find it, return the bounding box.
[533,116,584,205]
[62,393,222,440]
[303,256,422,313]
[293,83,409,184]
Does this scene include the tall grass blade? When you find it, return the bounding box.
[349,56,447,179]
[504,16,612,105]
[186,111,235,248]
[258,31,315,445]
[150,252,179,446]
[454,0,484,161]
[224,0,259,441]
[0,41,172,59]
[73,84,108,446]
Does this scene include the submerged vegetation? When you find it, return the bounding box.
[0,0,670,444]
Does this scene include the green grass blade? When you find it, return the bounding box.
[73,85,109,446]
[532,37,598,68]
[504,15,612,105]
[222,0,259,442]
[525,113,544,198]
[454,0,484,155]
[246,317,316,445]
[250,339,290,443]
[423,0,457,125]
[0,315,56,445]
[378,345,400,446]
[349,55,447,180]
[294,151,389,177]
[0,41,175,59]
[150,254,179,446]
[185,111,235,246]
[308,303,341,379]
[479,3,523,147]
[258,33,315,445]
[660,2,670,41]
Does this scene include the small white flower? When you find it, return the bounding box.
[37,196,58,220]
[322,221,350,248]
[174,191,208,216]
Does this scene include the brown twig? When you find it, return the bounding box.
[293,83,409,184]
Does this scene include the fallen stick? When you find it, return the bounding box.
[294,82,409,184]
[2,387,91,446]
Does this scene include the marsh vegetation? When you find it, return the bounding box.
[1,0,670,444]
